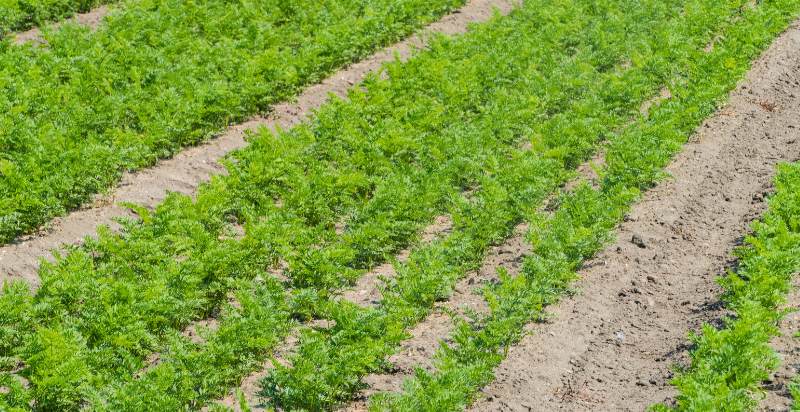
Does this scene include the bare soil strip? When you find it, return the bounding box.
[761,277,800,411]
[0,0,517,287]
[470,20,800,411]
[638,86,673,117]
[12,5,110,45]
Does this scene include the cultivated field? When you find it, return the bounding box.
[0,0,799,411]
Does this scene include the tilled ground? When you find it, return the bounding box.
[470,19,800,412]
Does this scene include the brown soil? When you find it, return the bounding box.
[639,86,673,117]
[565,150,606,192]
[0,0,517,288]
[13,5,110,45]
[471,20,800,412]
[182,317,221,345]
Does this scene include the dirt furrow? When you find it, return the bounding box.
[0,0,517,287]
[471,20,800,412]
[12,5,110,45]
[210,331,299,412]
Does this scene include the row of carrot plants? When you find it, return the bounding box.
[0,0,112,35]
[0,0,463,244]
[256,0,760,409]
[0,0,584,407]
[655,164,800,411]
[0,0,672,407]
[374,0,800,410]
[2,0,793,410]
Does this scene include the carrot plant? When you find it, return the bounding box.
[0,0,114,35]
[0,0,464,244]
[0,0,650,406]
[99,277,294,410]
[256,0,755,408]
[374,0,800,410]
[0,0,557,407]
[655,161,800,411]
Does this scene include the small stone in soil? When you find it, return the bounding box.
[632,234,647,248]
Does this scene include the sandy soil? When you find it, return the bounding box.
[210,331,298,412]
[0,0,517,288]
[471,19,800,412]
[13,5,110,45]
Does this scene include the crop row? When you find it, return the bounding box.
[0,0,464,244]
[258,0,778,409]
[377,0,800,410]
[654,161,800,411]
[0,0,565,407]
[794,379,800,410]
[0,0,110,35]
[0,0,672,407]
[1,0,797,411]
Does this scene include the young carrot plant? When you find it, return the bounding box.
[0,0,464,244]
[374,0,800,410]
[257,0,760,409]
[657,162,800,411]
